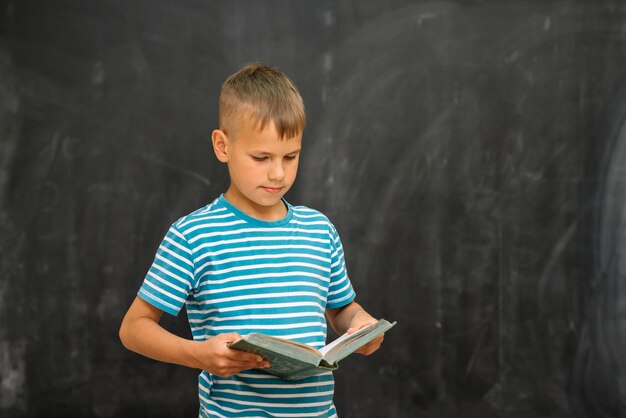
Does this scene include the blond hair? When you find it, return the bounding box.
[219,62,306,139]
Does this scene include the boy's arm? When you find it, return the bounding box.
[325,301,384,356]
[119,296,269,377]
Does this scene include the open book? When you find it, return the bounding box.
[228,319,396,381]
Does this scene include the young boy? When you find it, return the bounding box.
[119,62,385,417]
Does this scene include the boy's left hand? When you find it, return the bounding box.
[346,312,384,356]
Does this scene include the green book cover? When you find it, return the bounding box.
[228,319,396,381]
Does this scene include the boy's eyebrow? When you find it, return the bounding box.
[252,148,301,155]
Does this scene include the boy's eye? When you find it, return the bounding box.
[285,155,297,161]
[251,156,267,161]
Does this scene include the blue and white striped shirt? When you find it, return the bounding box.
[138,195,356,417]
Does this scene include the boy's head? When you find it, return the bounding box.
[218,62,306,140]
[212,63,306,221]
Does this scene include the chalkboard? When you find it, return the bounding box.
[1,1,626,417]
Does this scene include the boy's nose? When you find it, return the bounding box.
[268,161,285,181]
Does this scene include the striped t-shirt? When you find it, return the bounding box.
[138,194,356,417]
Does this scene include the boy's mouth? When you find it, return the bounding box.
[262,186,283,194]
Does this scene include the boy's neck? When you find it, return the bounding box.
[223,189,288,222]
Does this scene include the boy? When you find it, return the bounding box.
[119,62,385,417]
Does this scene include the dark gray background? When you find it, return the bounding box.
[1,1,626,417]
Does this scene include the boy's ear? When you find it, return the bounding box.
[211,129,229,163]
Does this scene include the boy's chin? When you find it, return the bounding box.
[253,196,285,207]
[256,188,289,201]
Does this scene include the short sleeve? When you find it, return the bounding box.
[326,223,356,309]
[138,224,196,316]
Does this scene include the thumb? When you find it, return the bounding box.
[220,332,242,343]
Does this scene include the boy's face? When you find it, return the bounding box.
[212,114,302,221]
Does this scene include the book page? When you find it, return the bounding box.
[320,319,396,364]
[319,323,377,357]
[257,334,321,355]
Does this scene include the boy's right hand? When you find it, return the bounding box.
[191,332,270,378]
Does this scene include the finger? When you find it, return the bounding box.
[347,326,366,334]
[228,350,272,368]
[227,359,271,371]
[359,344,380,356]
[229,359,267,368]
[227,349,267,362]
[347,321,377,334]
[358,336,384,355]
[222,361,268,377]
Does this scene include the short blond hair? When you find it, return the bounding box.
[219,62,306,139]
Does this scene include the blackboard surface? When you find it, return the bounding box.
[1,1,626,417]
